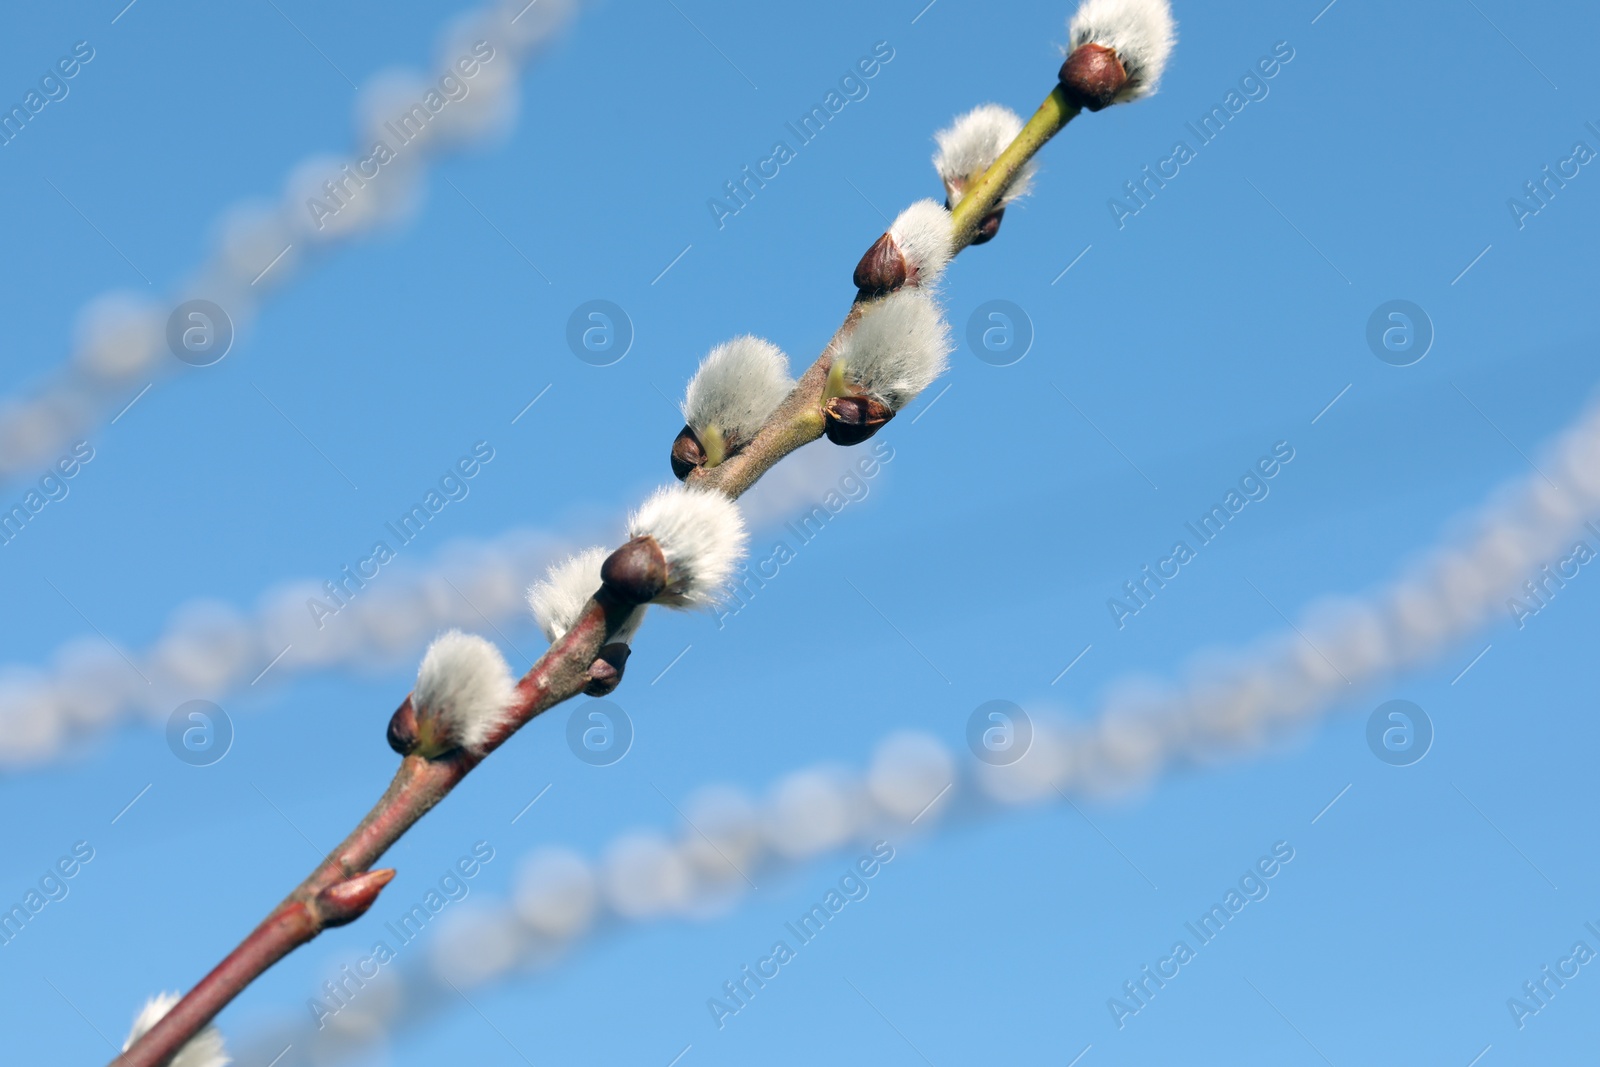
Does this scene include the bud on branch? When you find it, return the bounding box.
[672,337,794,480]
[854,200,954,296]
[1060,0,1176,110]
[935,104,1033,245]
[823,288,953,445]
[530,548,649,694]
[315,868,397,928]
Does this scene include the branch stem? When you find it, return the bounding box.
[112,598,618,1067]
[694,88,1077,497]
[950,86,1079,249]
[116,78,1081,1067]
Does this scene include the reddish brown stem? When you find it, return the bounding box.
[113,596,623,1067]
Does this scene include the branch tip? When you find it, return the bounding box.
[1064,0,1177,106]
[1058,42,1128,112]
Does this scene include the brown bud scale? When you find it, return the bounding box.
[602,536,669,605]
[1059,43,1129,112]
[584,643,632,697]
[387,698,418,755]
[853,232,908,297]
[670,425,703,481]
[823,395,895,446]
[971,207,1005,246]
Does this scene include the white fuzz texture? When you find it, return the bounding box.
[414,630,517,753]
[528,549,646,645]
[933,104,1033,205]
[1069,0,1177,103]
[682,336,794,447]
[628,486,748,608]
[123,993,231,1067]
[835,288,954,411]
[889,200,955,287]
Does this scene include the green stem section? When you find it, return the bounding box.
[950,85,1080,250]
[697,85,1081,500]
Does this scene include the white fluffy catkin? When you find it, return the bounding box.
[1068,0,1177,103]
[834,288,954,411]
[413,630,518,753]
[682,336,794,450]
[528,548,647,644]
[627,486,748,608]
[933,104,1033,206]
[889,200,956,288]
[122,993,231,1067]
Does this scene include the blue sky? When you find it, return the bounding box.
[3,0,1600,1064]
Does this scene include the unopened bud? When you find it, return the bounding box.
[387,697,418,755]
[853,232,908,297]
[601,536,669,605]
[823,395,894,446]
[585,643,632,697]
[1059,42,1129,112]
[942,185,1004,245]
[316,868,397,928]
[972,206,1005,245]
[670,425,703,481]
[389,692,456,759]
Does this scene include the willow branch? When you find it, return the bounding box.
[117,73,1084,1067]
